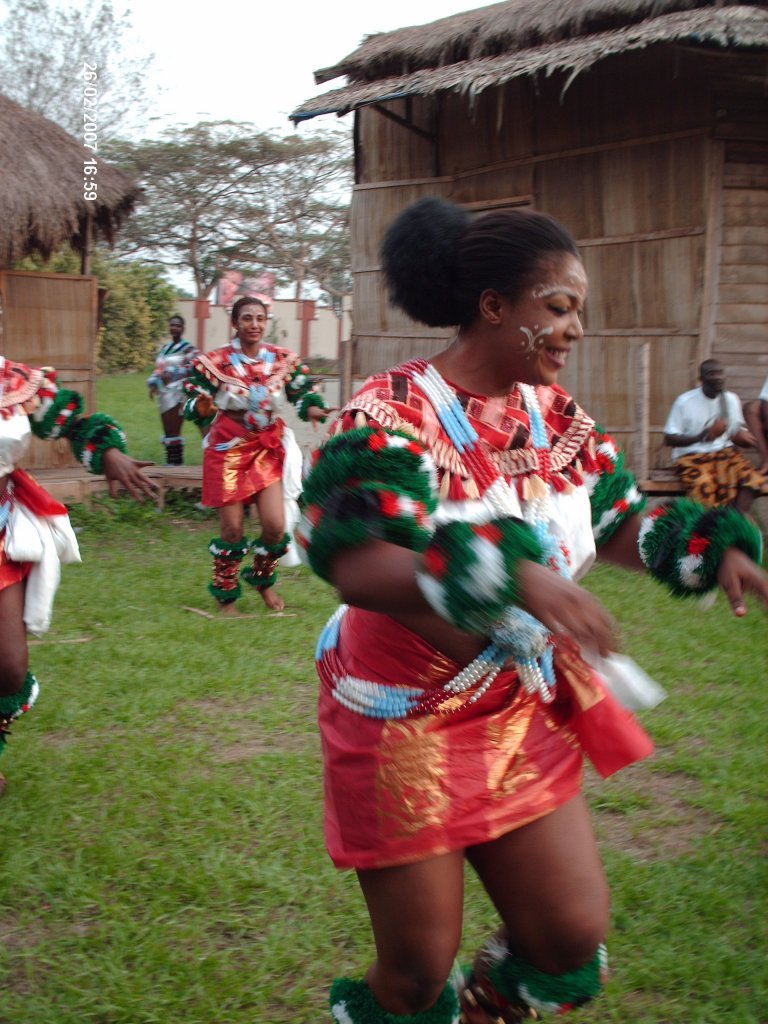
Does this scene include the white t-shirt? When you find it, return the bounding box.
[664,387,745,461]
[759,376,768,403]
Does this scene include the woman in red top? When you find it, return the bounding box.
[297,199,768,1024]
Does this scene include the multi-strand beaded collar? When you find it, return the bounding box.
[408,359,570,706]
[318,362,574,719]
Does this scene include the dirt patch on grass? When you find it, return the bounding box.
[585,764,719,862]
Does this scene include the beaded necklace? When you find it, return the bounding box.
[318,363,571,718]
[408,360,568,705]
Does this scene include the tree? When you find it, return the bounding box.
[111,121,352,302]
[248,128,352,301]
[0,0,155,139]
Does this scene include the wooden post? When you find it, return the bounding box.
[340,335,353,408]
[635,340,651,481]
[296,299,315,361]
[80,211,92,274]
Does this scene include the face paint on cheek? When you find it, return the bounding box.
[519,325,553,353]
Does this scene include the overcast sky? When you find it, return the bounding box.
[120,0,492,135]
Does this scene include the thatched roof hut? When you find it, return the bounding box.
[0,92,138,266]
[296,1,767,118]
[293,0,768,480]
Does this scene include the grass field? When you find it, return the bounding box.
[0,375,766,1023]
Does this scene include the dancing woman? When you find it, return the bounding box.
[297,199,768,1023]
[183,297,331,612]
[0,355,157,795]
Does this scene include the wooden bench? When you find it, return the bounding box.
[640,471,768,498]
[30,465,204,509]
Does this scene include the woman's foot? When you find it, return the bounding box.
[218,601,243,617]
[258,586,285,612]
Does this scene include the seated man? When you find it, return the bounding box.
[744,376,768,476]
[663,359,764,512]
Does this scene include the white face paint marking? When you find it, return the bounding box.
[531,264,587,301]
[518,324,553,353]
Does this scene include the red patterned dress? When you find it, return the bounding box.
[303,362,652,870]
[183,342,322,508]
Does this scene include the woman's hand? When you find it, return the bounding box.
[309,405,339,431]
[101,448,159,503]
[518,560,618,656]
[716,547,768,616]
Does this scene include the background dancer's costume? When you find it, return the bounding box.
[147,335,197,465]
[183,339,326,602]
[0,356,129,758]
[298,360,762,1023]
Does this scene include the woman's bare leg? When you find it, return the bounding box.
[356,850,465,1015]
[251,481,286,610]
[461,796,609,1019]
[0,580,28,696]
[0,580,30,795]
[160,406,185,464]
[468,796,608,972]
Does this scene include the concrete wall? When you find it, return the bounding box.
[177,295,351,362]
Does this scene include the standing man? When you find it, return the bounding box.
[664,359,764,511]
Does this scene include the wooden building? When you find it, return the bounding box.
[292,0,768,477]
[0,92,137,469]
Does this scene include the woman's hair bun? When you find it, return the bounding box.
[381,198,469,327]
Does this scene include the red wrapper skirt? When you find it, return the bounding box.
[201,413,284,508]
[318,606,654,870]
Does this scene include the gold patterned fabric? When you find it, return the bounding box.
[674,447,765,507]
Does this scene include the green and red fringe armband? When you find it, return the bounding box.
[285,364,328,422]
[416,518,545,634]
[582,428,646,544]
[0,671,40,754]
[297,426,438,582]
[296,391,327,422]
[28,381,84,441]
[638,499,763,596]
[68,413,127,474]
[181,369,217,426]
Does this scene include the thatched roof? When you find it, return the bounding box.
[292,1,768,121]
[0,93,138,266]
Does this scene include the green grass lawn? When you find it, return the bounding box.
[1,375,766,1023]
[96,370,204,467]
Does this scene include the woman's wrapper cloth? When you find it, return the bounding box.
[318,607,653,870]
[201,414,284,508]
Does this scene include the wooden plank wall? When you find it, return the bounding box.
[0,270,98,470]
[348,47,767,475]
[710,135,768,404]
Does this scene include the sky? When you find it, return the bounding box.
[120,0,493,136]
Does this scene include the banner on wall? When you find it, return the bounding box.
[215,270,277,311]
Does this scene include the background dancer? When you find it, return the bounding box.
[0,355,157,796]
[147,315,199,465]
[183,296,332,613]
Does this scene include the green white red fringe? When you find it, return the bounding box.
[298,426,438,582]
[637,499,762,596]
[471,931,607,1017]
[330,978,460,1024]
[0,671,40,753]
[69,413,127,474]
[416,518,545,634]
[582,430,646,545]
[208,537,248,602]
[29,384,84,441]
[242,533,290,590]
